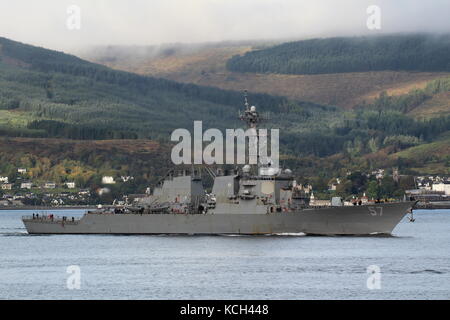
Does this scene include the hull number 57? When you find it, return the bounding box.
[368,207,383,216]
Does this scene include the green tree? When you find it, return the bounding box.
[366,181,380,199]
[379,177,396,198]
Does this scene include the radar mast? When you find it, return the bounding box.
[239,90,272,175]
[239,90,262,129]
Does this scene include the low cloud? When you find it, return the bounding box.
[0,0,449,52]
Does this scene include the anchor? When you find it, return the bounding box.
[408,209,415,222]
[408,200,420,222]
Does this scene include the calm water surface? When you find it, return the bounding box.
[0,209,449,299]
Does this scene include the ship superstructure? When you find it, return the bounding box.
[22,92,415,235]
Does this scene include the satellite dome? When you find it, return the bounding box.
[250,106,256,112]
[242,165,251,173]
[284,169,293,175]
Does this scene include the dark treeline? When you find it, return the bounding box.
[226,34,450,75]
[281,111,450,158]
[363,112,450,140]
[27,120,139,140]
[281,131,348,157]
[0,97,20,110]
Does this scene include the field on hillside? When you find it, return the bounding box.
[389,135,450,174]
[95,45,252,76]
[164,70,450,109]
[409,92,450,119]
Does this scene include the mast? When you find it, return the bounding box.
[239,90,278,176]
[239,90,265,174]
[239,90,262,129]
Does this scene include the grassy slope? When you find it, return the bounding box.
[409,92,450,119]
[389,134,450,174]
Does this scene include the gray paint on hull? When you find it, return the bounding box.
[23,202,413,236]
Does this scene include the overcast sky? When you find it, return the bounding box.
[1,0,449,52]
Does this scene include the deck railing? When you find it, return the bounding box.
[22,215,81,224]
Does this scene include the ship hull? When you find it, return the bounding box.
[23,202,413,236]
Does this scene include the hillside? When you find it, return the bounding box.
[84,43,254,76]
[82,39,450,109]
[226,34,450,75]
[409,92,450,119]
[1,37,325,141]
[389,134,450,174]
[0,36,449,197]
[0,137,172,202]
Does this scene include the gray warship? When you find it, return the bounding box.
[22,93,416,235]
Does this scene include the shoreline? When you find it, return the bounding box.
[1,203,450,211]
[0,206,96,211]
[415,203,450,210]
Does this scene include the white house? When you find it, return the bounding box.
[361,193,369,204]
[65,182,76,189]
[17,168,27,174]
[78,189,90,196]
[309,192,331,207]
[44,182,56,189]
[97,187,110,195]
[102,176,115,184]
[418,181,432,190]
[432,182,450,195]
[371,169,385,180]
[1,183,12,190]
[0,176,8,183]
[121,176,134,182]
[20,182,32,189]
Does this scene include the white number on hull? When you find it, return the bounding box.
[368,206,383,216]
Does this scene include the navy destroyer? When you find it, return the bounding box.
[22,93,416,235]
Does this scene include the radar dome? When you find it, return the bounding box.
[242,165,251,173]
[250,106,256,112]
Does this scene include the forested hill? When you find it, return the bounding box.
[0,36,281,109]
[226,34,450,75]
[1,37,325,140]
[0,36,449,186]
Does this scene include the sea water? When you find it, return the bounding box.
[0,209,449,299]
